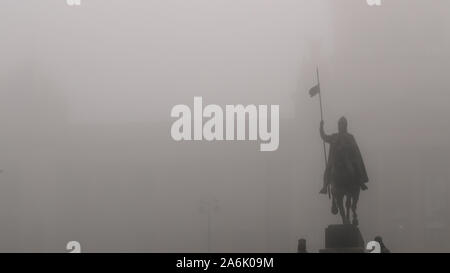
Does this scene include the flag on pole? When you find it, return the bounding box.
[309,83,320,97]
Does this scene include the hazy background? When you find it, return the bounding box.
[0,0,449,252]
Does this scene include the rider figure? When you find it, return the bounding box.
[319,117,369,194]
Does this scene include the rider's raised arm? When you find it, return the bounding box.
[320,121,333,143]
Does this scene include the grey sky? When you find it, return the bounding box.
[0,0,449,252]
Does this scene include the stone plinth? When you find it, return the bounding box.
[319,224,365,253]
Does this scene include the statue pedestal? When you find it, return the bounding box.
[319,224,365,253]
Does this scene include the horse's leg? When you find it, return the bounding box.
[331,196,338,215]
[351,189,360,226]
[337,195,348,225]
[331,189,338,215]
[345,195,351,224]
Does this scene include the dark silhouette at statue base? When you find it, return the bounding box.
[319,224,365,253]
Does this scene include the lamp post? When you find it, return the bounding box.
[199,197,220,252]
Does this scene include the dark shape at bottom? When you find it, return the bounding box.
[297,239,307,253]
[320,224,365,253]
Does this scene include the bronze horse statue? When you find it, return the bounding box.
[319,118,369,226]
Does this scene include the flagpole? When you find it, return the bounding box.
[317,67,327,164]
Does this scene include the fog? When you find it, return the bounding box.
[0,0,449,252]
